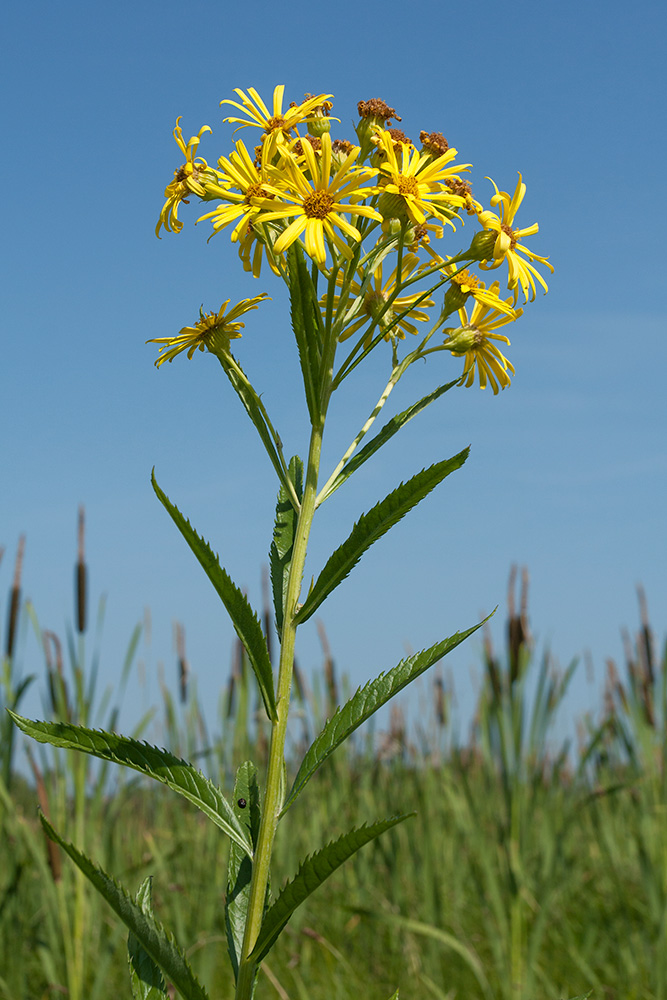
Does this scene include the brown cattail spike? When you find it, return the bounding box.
[5,535,25,659]
[76,506,87,634]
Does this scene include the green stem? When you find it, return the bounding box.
[235,417,325,1000]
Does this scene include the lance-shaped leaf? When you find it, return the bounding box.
[152,472,277,722]
[226,761,262,983]
[128,877,168,1000]
[9,713,252,856]
[287,242,324,423]
[317,381,459,506]
[217,355,296,508]
[250,815,413,964]
[40,814,210,1000]
[282,619,487,813]
[270,456,304,638]
[294,449,469,625]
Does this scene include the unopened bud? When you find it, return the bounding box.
[467,229,498,262]
[377,191,409,223]
[443,325,478,355]
[441,283,470,320]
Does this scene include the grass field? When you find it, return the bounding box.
[1,537,665,1000]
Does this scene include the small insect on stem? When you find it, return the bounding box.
[237,798,247,809]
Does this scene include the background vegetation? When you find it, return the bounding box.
[1,527,665,1000]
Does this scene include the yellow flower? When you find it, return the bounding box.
[477,174,554,301]
[237,222,283,279]
[328,253,435,344]
[443,282,521,393]
[252,132,381,268]
[148,294,269,367]
[426,255,518,317]
[374,129,471,227]
[197,140,273,242]
[221,86,333,162]
[156,118,215,238]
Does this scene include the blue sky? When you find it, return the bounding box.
[2,0,665,744]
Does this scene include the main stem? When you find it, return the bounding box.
[235,416,324,1000]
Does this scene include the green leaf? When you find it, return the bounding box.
[9,713,252,856]
[287,242,324,423]
[128,877,168,999]
[270,456,304,638]
[40,814,210,1000]
[317,381,459,505]
[226,761,262,983]
[217,355,296,507]
[152,471,277,722]
[282,618,487,812]
[250,815,413,964]
[295,449,469,625]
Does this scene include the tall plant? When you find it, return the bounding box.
[11,85,552,1000]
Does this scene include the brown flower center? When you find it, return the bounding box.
[420,131,449,156]
[357,98,402,124]
[397,176,419,197]
[501,223,518,249]
[303,189,334,218]
[245,182,267,202]
[265,114,289,134]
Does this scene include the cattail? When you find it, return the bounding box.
[175,622,189,704]
[26,749,62,883]
[5,535,25,659]
[434,674,448,728]
[317,619,338,715]
[75,506,87,634]
[507,564,530,684]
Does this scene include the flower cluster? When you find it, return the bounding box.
[150,86,552,392]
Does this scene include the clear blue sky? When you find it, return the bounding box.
[2,0,665,743]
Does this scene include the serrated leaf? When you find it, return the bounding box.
[9,713,252,856]
[226,761,262,983]
[270,456,304,637]
[317,381,459,505]
[287,242,323,423]
[295,449,469,625]
[282,619,487,812]
[40,814,210,1000]
[152,471,277,722]
[128,877,168,999]
[250,815,412,964]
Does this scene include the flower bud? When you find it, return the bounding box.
[377,191,409,223]
[441,283,469,320]
[467,229,498,262]
[443,325,478,355]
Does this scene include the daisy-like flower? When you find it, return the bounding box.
[443,282,522,394]
[374,129,471,227]
[221,86,334,163]
[252,132,382,268]
[156,118,217,238]
[425,255,518,317]
[197,140,273,243]
[327,254,435,344]
[477,174,554,302]
[237,221,283,279]
[148,294,269,367]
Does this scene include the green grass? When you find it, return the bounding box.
[1,532,666,1000]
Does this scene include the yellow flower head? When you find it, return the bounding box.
[148,294,270,366]
[251,131,381,268]
[221,86,334,163]
[329,253,435,345]
[156,118,215,238]
[374,129,471,228]
[443,282,522,394]
[197,140,273,243]
[477,174,554,302]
